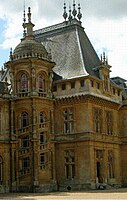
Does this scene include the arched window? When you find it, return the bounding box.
[38,74,44,92]
[21,112,29,128]
[0,157,3,184]
[20,74,28,93]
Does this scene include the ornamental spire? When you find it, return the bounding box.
[63,2,68,21]
[28,7,31,23]
[77,3,82,21]
[68,5,72,22]
[23,1,26,37]
[101,52,108,65]
[63,2,82,23]
[22,7,35,37]
[72,0,77,18]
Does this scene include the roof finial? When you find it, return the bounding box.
[63,2,68,21]
[28,7,31,23]
[68,5,72,22]
[101,54,103,63]
[23,7,35,37]
[77,3,82,21]
[10,48,13,61]
[23,1,26,37]
[72,0,77,18]
[101,52,108,65]
[106,55,108,65]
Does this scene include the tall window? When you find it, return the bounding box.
[39,112,45,124]
[40,132,46,144]
[22,157,30,170]
[20,74,28,93]
[106,111,113,135]
[21,136,29,148]
[108,151,114,178]
[65,150,75,179]
[38,74,44,92]
[21,112,29,128]
[94,109,102,133]
[40,153,46,170]
[0,157,3,184]
[63,108,74,134]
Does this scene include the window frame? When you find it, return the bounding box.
[38,74,45,92]
[64,150,75,179]
[21,112,29,128]
[20,73,28,93]
[63,108,74,134]
[94,108,102,133]
[40,152,46,170]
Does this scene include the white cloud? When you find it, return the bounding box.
[0,0,126,79]
[85,17,127,79]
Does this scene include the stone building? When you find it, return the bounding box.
[0,4,127,193]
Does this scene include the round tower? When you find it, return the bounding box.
[5,7,56,192]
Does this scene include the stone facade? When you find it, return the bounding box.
[0,6,127,193]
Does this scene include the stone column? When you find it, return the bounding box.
[31,99,39,188]
[50,109,54,135]
[10,101,14,139]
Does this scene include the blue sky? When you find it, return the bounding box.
[0,19,8,66]
[0,0,127,80]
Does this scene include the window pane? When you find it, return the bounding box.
[23,157,29,169]
[21,136,29,148]
[21,74,28,92]
[21,112,28,128]
[40,132,45,144]
[38,75,44,92]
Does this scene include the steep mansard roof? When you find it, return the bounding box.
[34,19,101,80]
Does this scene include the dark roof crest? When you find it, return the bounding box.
[63,1,82,22]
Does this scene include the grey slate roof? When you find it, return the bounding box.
[34,19,101,80]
